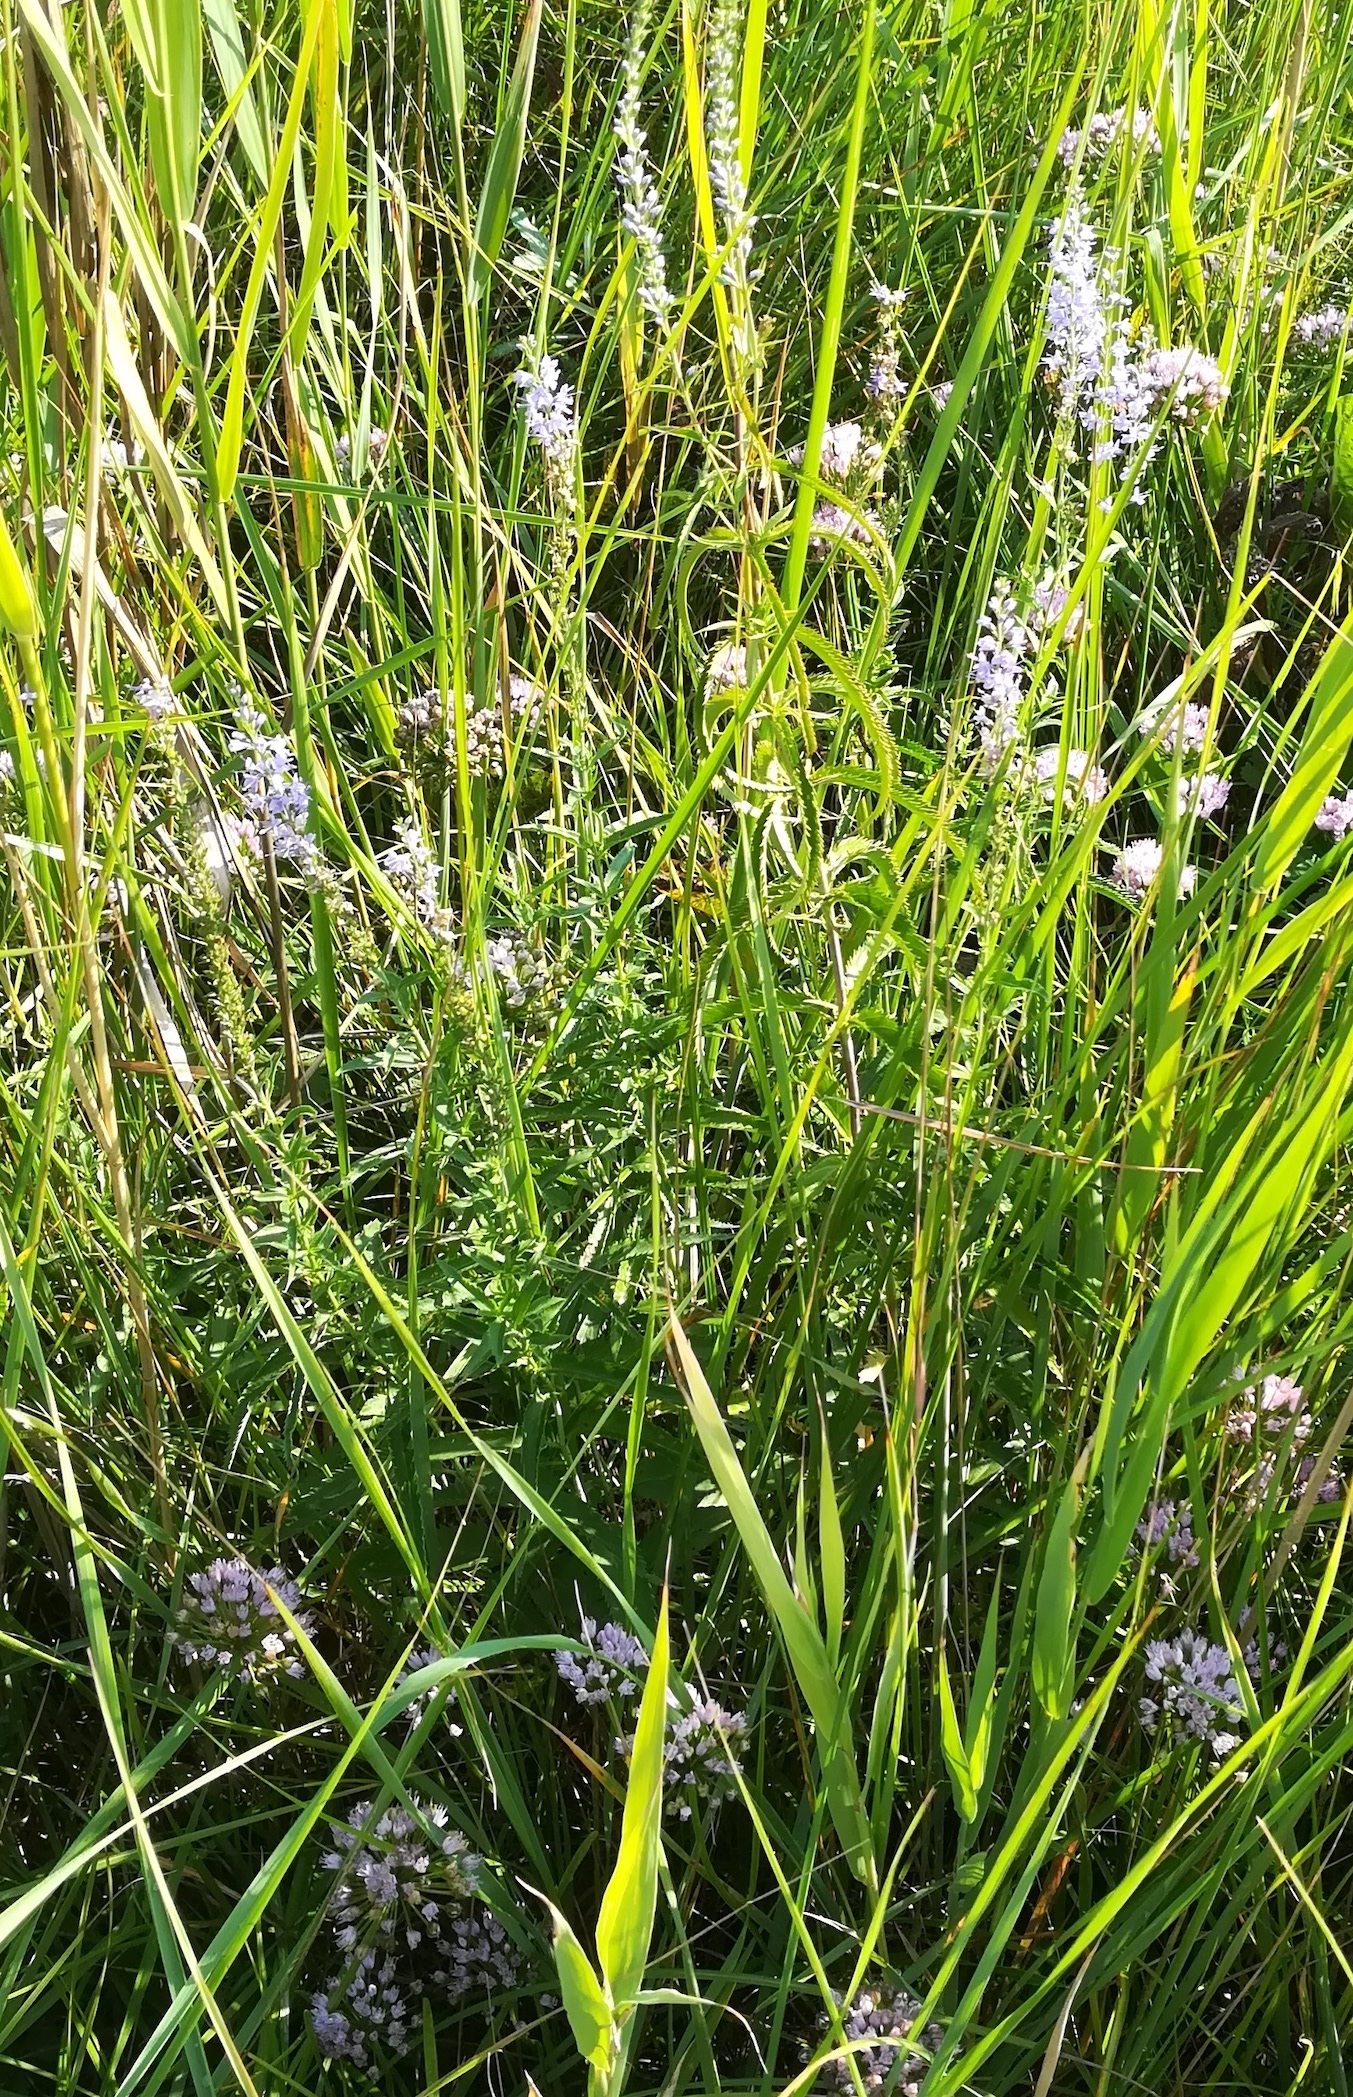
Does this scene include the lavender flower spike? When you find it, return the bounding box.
[614,2,673,324]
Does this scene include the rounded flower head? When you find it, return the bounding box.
[788,420,880,486]
[311,1950,414,2073]
[1141,345,1228,422]
[660,1697,749,1818]
[322,1797,481,1955]
[435,1909,522,2000]
[705,641,749,694]
[172,1557,312,1683]
[1176,771,1229,820]
[1033,746,1109,807]
[819,1985,945,2096]
[1111,838,1197,900]
[1315,790,1353,841]
[808,500,878,552]
[395,1646,463,1735]
[1295,303,1348,349]
[1140,1629,1246,1759]
[556,1618,649,1706]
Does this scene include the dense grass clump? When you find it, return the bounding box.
[4,0,1353,2089]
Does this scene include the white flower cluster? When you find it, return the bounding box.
[336,426,390,476]
[556,1618,649,1705]
[323,1797,481,1956]
[1314,789,1353,841]
[1140,1630,1246,1758]
[399,679,541,780]
[788,419,881,486]
[312,1800,519,2074]
[614,2,672,323]
[485,931,549,1009]
[1111,838,1197,902]
[1294,303,1349,348]
[381,819,443,931]
[1175,770,1230,820]
[172,1556,313,1682]
[310,1950,413,2076]
[1043,193,1226,481]
[1057,106,1160,167]
[704,0,755,296]
[133,675,174,719]
[866,282,909,408]
[395,1645,463,1735]
[819,1985,945,2096]
[1030,746,1110,807]
[809,500,878,553]
[705,640,749,693]
[1227,1372,1310,1448]
[515,353,578,488]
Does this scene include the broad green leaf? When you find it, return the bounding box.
[669,1316,875,1884]
[203,0,268,182]
[938,1643,978,1822]
[596,1594,668,2015]
[1251,609,1353,896]
[1032,1463,1081,1720]
[546,1902,615,2076]
[469,0,542,303]
[423,0,466,129]
[217,0,327,500]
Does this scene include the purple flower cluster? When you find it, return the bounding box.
[660,1696,750,1818]
[228,705,316,871]
[1140,1629,1246,1759]
[556,1618,649,1705]
[1315,790,1353,841]
[1135,1497,1200,1569]
[395,1646,463,1735]
[322,1797,480,1955]
[819,1985,944,2096]
[172,1557,312,1683]
[311,1796,519,2073]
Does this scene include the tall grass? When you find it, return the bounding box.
[3,0,1353,2089]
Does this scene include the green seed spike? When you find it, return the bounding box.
[1331,395,1353,545]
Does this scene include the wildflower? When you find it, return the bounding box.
[514,354,578,483]
[614,2,673,324]
[1315,790,1353,841]
[864,281,912,407]
[228,705,316,870]
[1176,771,1229,819]
[133,674,174,719]
[381,820,446,935]
[970,580,1029,766]
[819,1986,945,2097]
[1239,1611,1288,1677]
[787,420,880,486]
[808,501,877,552]
[394,1646,463,1735]
[322,1798,480,1954]
[485,931,549,1009]
[1030,576,1085,645]
[1294,303,1349,348]
[1227,1373,1311,1447]
[1140,344,1228,423]
[312,1950,414,2073]
[1032,746,1109,807]
[557,1618,649,1705]
[1140,1629,1245,1758]
[336,427,390,476]
[931,379,953,411]
[705,641,748,693]
[105,437,143,472]
[0,750,14,787]
[1293,1453,1343,1504]
[1043,191,1112,424]
[1141,698,1210,755]
[704,0,755,296]
[1057,106,1160,167]
[172,1557,312,1682]
[661,1696,749,1817]
[1135,1498,1199,1568]
[1111,838,1197,900]
[436,1910,522,1999]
